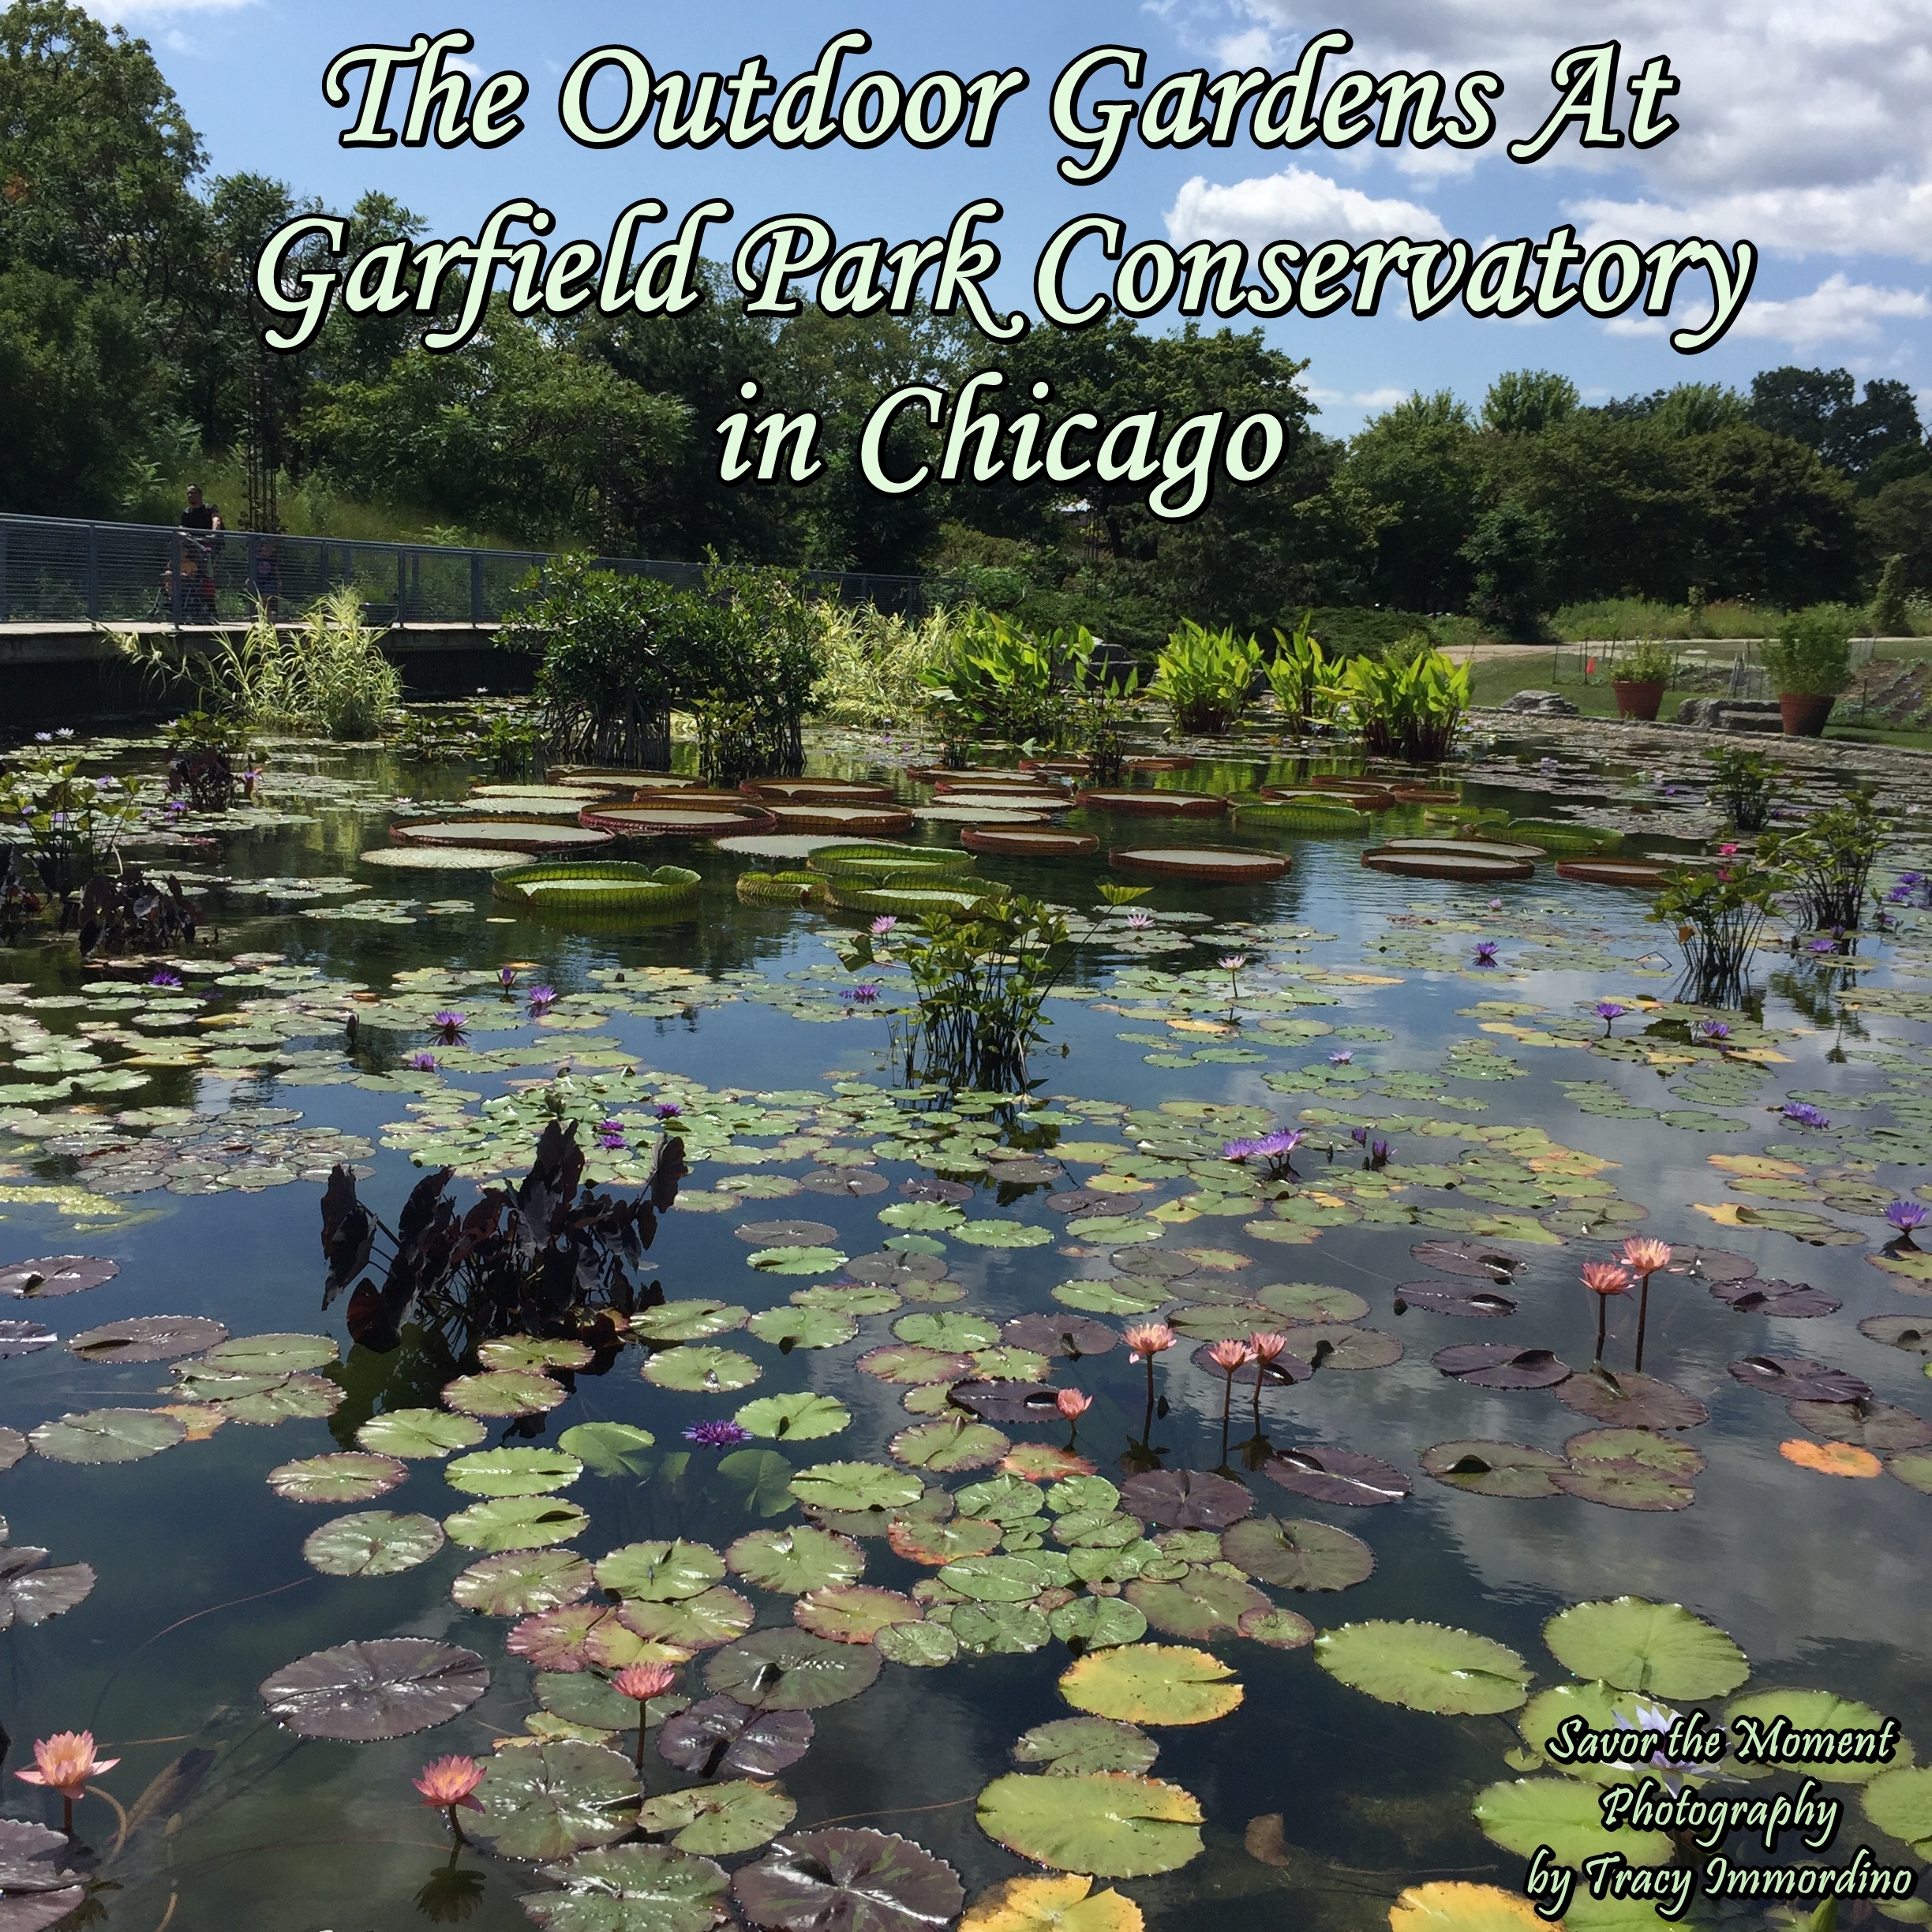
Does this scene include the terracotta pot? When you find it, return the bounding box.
[1779,692,1836,736]
[1612,679,1666,721]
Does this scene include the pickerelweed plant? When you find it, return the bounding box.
[1758,788,1887,935]
[1650,856,1777,1009]
[1342,638,1470,762]
[1263,613,1346,736]
[1148,620,1262,736]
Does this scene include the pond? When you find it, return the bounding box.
[0,721,1929,1932]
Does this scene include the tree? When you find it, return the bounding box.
[1748,366,1923,478]
[1341,391,1484,612]
[1600,382,1747,435]
[1681,424,1861,607]
[1481,369,1578,436]
[1461,499,1552,639]
[1858,477,1932,595]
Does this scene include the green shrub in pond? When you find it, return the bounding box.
[1263,614,1346,734]
[1149,620,1262,735]
[1649,856,1776,1008]
[1704,744,1776,833]
[1342,641,1470,762]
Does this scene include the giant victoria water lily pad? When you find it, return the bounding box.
[975,1773,1204,1879]
[1315,1622,1531,1715]
[657,1696,814,1780]
[522,1841,732,1932]
[733,1829,964,1932]
[1542,1599,1748,1700]
[473,1740,639,1859]
[260,1637,489,1740]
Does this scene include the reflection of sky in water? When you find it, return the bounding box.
[0,736,1926,1926]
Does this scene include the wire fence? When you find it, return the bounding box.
[0,514,938,629]
[1542,640,1879,700]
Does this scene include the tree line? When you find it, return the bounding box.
[2,0,1927,645]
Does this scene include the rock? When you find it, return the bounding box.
[1501,689,1579,717]
[1678,697,1783,733]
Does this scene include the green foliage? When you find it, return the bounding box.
[1342,642,1470,762]
[1263,615,1346,732]
[1069,637,1138,783]
[1705,745,1775,833]
[1758,788,1886,932]
[1761,604,1856,695]
[1481,369,1579,437]
[814,604,961,728]
[1148,621,1261,735]
[1461,500,1552,641]
[1649,857,1777,1007]
[921,609,1075,743]
[1869,554,1912,636]
[0,746,139,899]
[1615,638,1677,684]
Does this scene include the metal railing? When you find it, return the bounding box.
[0,513,938,630]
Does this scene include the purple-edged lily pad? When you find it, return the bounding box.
[1420,1441,1566,1497]
[1292,1324,1402,1371]
[1667,1246,1756,1283]
[799,1170,889,1198]
[842,1251,947,1286]
[1410,1240,1522,1281]
[1120,1468,1253,1530]
[1788,1397,1932,1453]
[1859,1315,1932,1354]
[1264,1447,1410,1507]
[1113,1249,1198,1282]
[0,1322,57,1359]
[1549,1465,1697,1511]
[260,1637,489,1741]
[1432,1345,1571,1390]
[0,1256,117,1299]
[947,1380,1061,1425]
[658,1695,814,1780]
[899,1178,974,1205]
[1711,1279,1840,1318]
[732,1829,963,1932]
[1002,1313,1117,1359]
[1047,1190,1117,1215]
[1554,1369,1709,1430]
[1728,1355,1872,1402]
[0,1818,85,1930]
[735,1219,841,1248]
[67,1316,229,1364]
[1395,1283,1518,1318]
[986,1159,1063,1185]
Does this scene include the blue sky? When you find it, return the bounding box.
[105,0,1932,435]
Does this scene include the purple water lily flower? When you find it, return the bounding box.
[870,915,898,936]
[1696,1020,1731,1043]
[1594,1001,1627,1035]
[1368,1138,1391,1167]
[497,966,519,990]
[1473,940,1499,965]
[596,1118,626,1150]
[1328,1050,1354,1065]
[407,1050,439,1072]
[1885,1200,1929,1234]
[526,985,557,1014]
[655,1103,683,1121]
[1612,1701,1702,1794]
[148,970,182,988]
[429,1011,468,1045]
[683,1419,752,1447]
[1887,884,1914,904]
[597,1131,626,1151]
[163,799,188,815]
[841,985,881,1005]
[1783,1102,1829,1129]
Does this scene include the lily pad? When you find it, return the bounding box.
[642,1347,761,1395]
[631,1301,751,1345]
[1709,1278,1840,1318]
[472,1739,639,1859]
[445,1497,590,1552]
[1722,1689,1904,1783]
[858,1344,976,1386]
[29,1407,185,1464]
[1059,1643,1241,1725]
[1863,1765,1932,1856]
[1118,1469,1252,1530]
[658,1695,815,1780]
[597,1541,727,1601]
[888,1515,1003,1567]
[728,1526,865,1596]
[66,1316,227,1363]
[960,1874,1143,1932]
[794,1586,922,1644]
[1421,1441,1567,1498]
[268,1451,407,1504]
[975,1773,1204,1878]
[1563,1431,1705,1479]
[890,1418,1010,1472]
[0,1256,117,1298]
[621,1588,756,1650]
[1047,1597,1149,1650]
[638,1781,796,1857]
[790,1462,923,1515]
[749,1247,849,1276]
[1387,1881,1548,1931]
[747,1308,859,1351]
[1432,1346,1571,1391]
[1472,1778,1672,1866]
[260,1636,489,1741]
[876,1620,960,1668]
[204,1331,339,1372]
[1125,1567,1270,1642]
[304,1511,445,1577]
[1410,1241,1523,1281]
[0,1548,94,1628]
[1264,1447,1410,1507]
[1219,1517,1376,1592]
[704,1629,884,1710]
[1728,1355,1872,1403]
[559,1421,659,1477]
[1315,1621,1530,1715]
[1543,1598,1748,1700]
[522,1841,732,1932]
[733,1829,964,1932]
[1395,1284,1518,1319]
[736,1395,851,1443]
[444,1369,568,1417]
[1550,1465,1695,1511]
[447,1447,584,1497]
[1002,1314,1118,1359]
[452,1549,596,1617]
[1013,1718,1159,1777]
[1553,1370,1708,1430]
[893,1311,1002,1351]
[479,1335,595,1372]
[359,1407,489,1458]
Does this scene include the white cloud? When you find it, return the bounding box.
[1307,384,1409,409]
[1166,165,1446,245]
[1723,273,1930,346]
[1226,0,1932,259]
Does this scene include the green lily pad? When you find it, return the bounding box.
[734,1395,851,1442]
[29,1408,185,1464]
[1058,1644,1241,1725]
[1315,1622,1531,1715]
[536,1672,647,1732]
[596,1541,727,1601]
[746,1307,857,1350]
[858,1344,976,1385]
[358,1408,489,1458]
[1562,1431,1705,1480]
[1046,1596,1148,1649]
[559,1422,658,1477]
[444,1370,567,1417]
[445,1497,591,1552]
[874,1620,960,1668]
[521,1842,731,1932]
[893,1312,1002,1351]
[1255,1282,1372,1322]
[303,1511,445,1577]
[208,1331,342,1374]
[703,1628,883,1709]
[447,1447,585,1497]
[1219,1517,1375,1593]
[955,1473,1049,1525]
[1125,1567,1270,1641]
[1863,1765,1932,1856]
[954,1220,1054,1249]
[1723,1690,1907,1784]
[1472,1778,1672,1866]
[952,1602,1053,1654]
[709,1449,796,1518]
[642,1348,760,1395]
[1517,1683,1687,1784]
[1013,1717,1159,1777]
[268,1452,408,1504]
[1543,1599,1747,1701]
[452,1549,597,1617]
[473,1740,640,1860]
[631,1301,750,1344]
[975,1772,1204,1878]
[747,1247,848,1276]
[942,1553,1073,1602]
[621,1587,756,1650]
[1420,1441,1567,1500]
[1052,1281,1168,1316]
[888,1515,1004,1566]
[889,1418,1009,1472]
[479,1335,595,1372]
[878,1202,967,1232]
[790,1462,924,1515]
[637,1780,796,1856]
[793,1586,923,1643]
[727,1526,865,1595]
